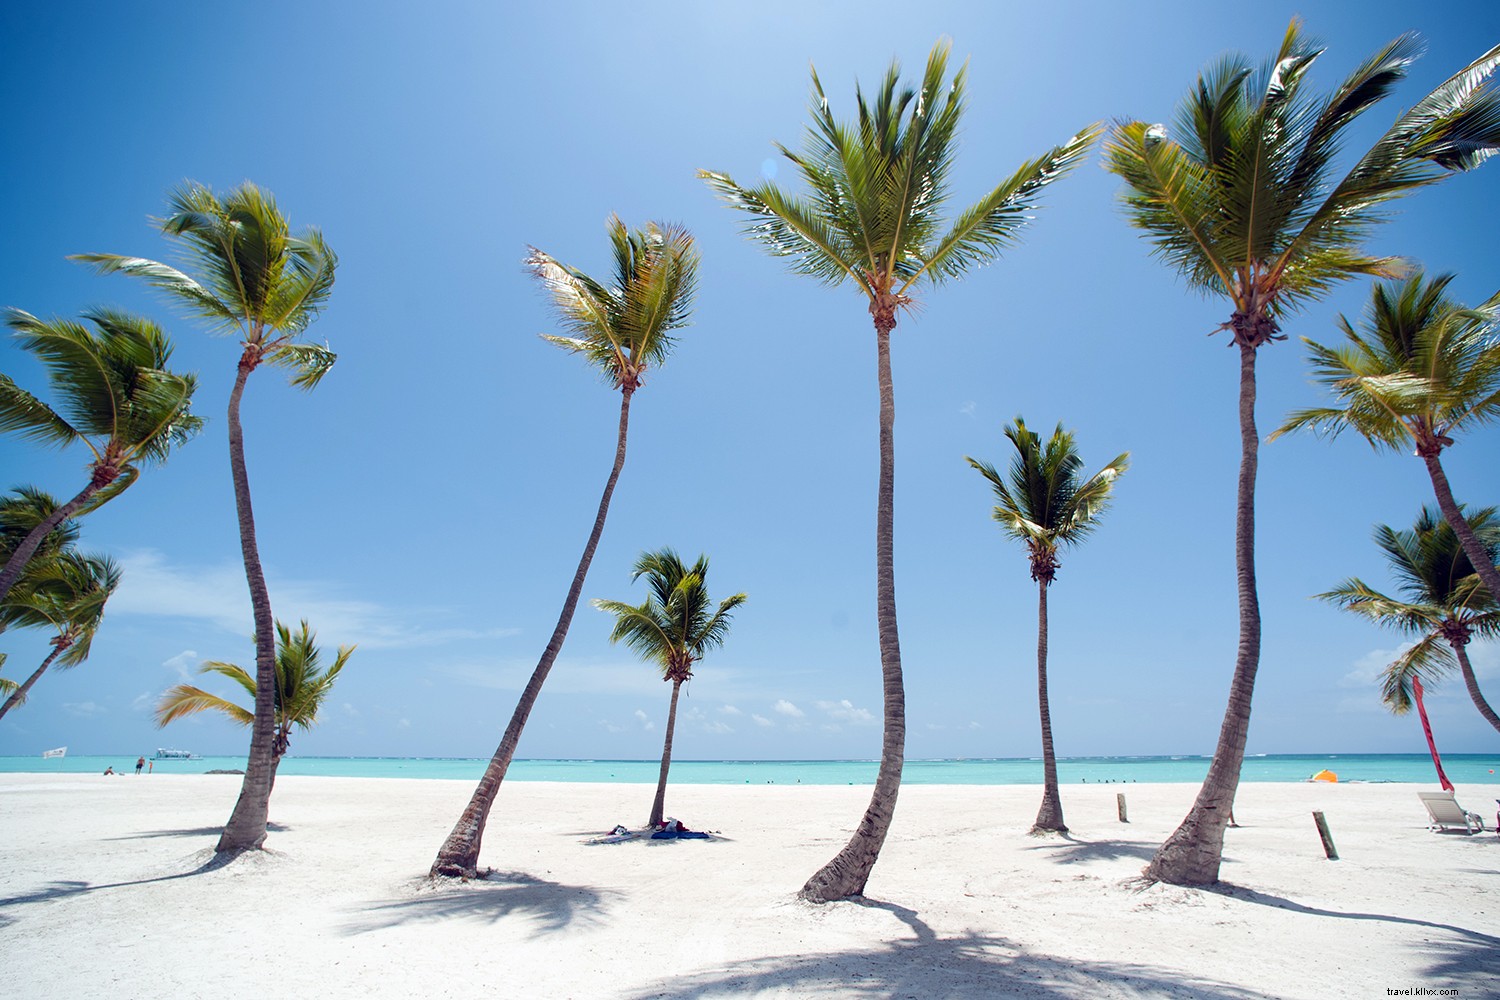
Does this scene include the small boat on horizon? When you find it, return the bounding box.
[154,748,199,760]
[41,746,66,759]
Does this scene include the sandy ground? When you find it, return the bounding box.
[1,774,1495,999]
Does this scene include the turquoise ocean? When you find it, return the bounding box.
[4,753,1497,785]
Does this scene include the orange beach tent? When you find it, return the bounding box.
[1311,769,1337,782]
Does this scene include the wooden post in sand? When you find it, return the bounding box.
[1312,811,1338,860]
[1116,793,1128,823]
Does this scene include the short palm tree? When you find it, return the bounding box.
[1278,272,1500,608]
[76,182,337,854]
[701,38,1098,903]
[1103,21,1500,886]
[594,549,746,829]
[966,419,1127,834]
[155,619,354,780]
[431,218,699,879]
[0,552,120,720]
[1319,506,1500,734]
[0,308,200,605]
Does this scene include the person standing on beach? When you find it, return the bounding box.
[135,756,145,775]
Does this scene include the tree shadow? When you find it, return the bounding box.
[0,851,238,908]
[104,822,289,841]
[1205,883,1500,946]
[1418,935,1500,985]
[342,869,618,938]
[1022,833,1159,865]
[624,898,1262,1000]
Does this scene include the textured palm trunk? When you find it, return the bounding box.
[0,644,65,721]
[648,677,684,828]
[432,388,635,878]
[1422,453,1500,608]
[0,476,107,606]
[1146,342,1261,885]
[1032,580,1066,834]
[1451,643,1500,735]
[801,319,905,903]
[217,351,280,854]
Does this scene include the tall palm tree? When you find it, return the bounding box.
[701,38,1098,903]
[430,218,699,879]
[1103,21,1500,886]
[1318,506,1500,734]
[966,419,1127,834]
[155,619,354,780]
[594,549,746,828]
[76,182,338,853]
[1278,272,1500,608]
[0,552,120,720]
[0,487,80,634]
[0,309,200,605]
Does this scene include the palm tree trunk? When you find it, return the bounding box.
[0,644,64,720]
[1452,643,1500,735]
[217,352,280,854]
[1146,342,1261,886]
[1032,580,1066,834]
[801,319,905,903]
[648,678,683,829]
[432,387,636,878]
[0,478,103,606]
[1422,453,1500,608]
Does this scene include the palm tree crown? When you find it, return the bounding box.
[74,182,339,386]
[1105,23,1500,346]
[528,217,699,391]
[155,619,354,756]
[1318,507,1500,720]
[701,39,1098,330]
[594,549,747,682]
[966,419,1129,584]
[0,551,121,719]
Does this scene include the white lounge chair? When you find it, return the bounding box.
[1417,790,1485,834]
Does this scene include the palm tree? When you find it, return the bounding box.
[701,38,1098,903]
[430,218,699,879]
[1103,21,1500,886]
[0,487,81,634]
[155,619,354,781]
[0,309,201,605]
[594,549,746,828]
[76,182,337,853]
[1278,272,1500,608]
[0,552,120,720]
[1318,506,1500,734]
[966,419,1127,834]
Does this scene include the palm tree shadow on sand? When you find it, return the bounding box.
[625,898,1263,999]
[0,850,239,917]
[104,822,290,841]
[342,870,617,938]
[1021,832,1160,865]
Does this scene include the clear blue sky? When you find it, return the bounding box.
[2,1,1498,761]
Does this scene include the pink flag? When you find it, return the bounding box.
[1412,674,1454,792]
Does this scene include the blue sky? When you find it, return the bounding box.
[2,1,1498,762]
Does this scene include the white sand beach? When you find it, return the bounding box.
[1,774,1494,998]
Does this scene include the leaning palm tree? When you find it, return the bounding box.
[0,552,120,720]
[594,549,746,828]
[0,487,81,635]
[1103,21,1500,886]
[701,38,1098,903]
[0,309,200,605]
[430,218,699,879]
[155,619,354,781]
[1277,272,1500,608]
[76,182,337,853]
[966,419,1127,834]
[1319,506,1500,734]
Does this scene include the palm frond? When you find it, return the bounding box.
[155,684,255,728]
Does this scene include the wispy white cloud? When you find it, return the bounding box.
[960,401,976,418]
[62,701,107,717]
[817,699,874,724]
[701,720,734,735]
[774,699,804,719]
[341,703,360,717]
[719,704,743,716]
[438,659,663,697]
[110,550,518,651]
[131,692,155,712]
[397,718,411,729]
[634,709,655,731]
[162,650,198,681]
[752,714,774,728]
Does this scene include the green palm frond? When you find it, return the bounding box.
[1379,635,1453,714]
[0,487,78,562]
[594,548,744,681]
[2,551,120,666]
[155,684,255,728]
[703,38,1093,306]
[266,342,338,391]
